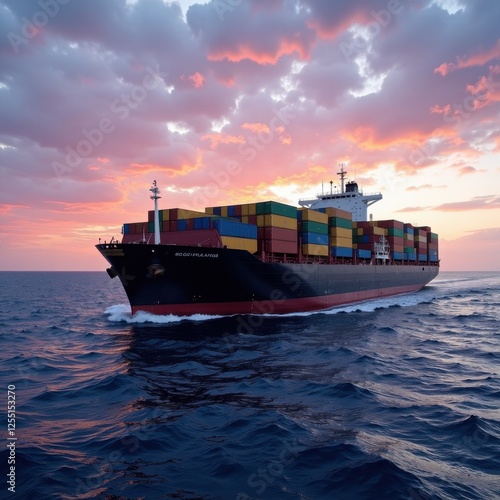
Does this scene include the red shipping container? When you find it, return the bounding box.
[162,229,221,247]
[388,236,404,246]
[377,219,404,230]
[261,239,298,254]
[264,226,297,242]
[356,243,373,251]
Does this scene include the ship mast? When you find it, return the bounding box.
[149,180,161,245]
[337,163,346,194]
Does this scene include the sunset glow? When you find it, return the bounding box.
[0,0,499,271]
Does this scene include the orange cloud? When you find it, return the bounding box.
[188,72,205,88]
[241,122,270,134]
[342,126,433,151]
[434,40,500,76]
[208,39,310,65]
[201,133,245,149]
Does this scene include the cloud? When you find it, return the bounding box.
[0,0,499,270]
[434,195,500,212]
[434,40,500,76]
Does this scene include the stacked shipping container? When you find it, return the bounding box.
[122,202,438,264]
[325,207,353,258]
[298,208,329,257]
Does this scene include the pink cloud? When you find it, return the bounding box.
[434,40,500,76]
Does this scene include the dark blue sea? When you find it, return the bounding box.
[0,271,499,499]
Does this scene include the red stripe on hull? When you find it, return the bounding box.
[131,282,426,316]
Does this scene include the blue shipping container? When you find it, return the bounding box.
[213,219,257,239]
[391,252,404,260]
[302,232,329,245]
[418,253,427,262]
[405,252,417,261]
[356,249,371,259]
[123,224,130,235]
[331,246,353,258]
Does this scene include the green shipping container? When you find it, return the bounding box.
[256,201,297,219]
[329,217,353,230]
[148,222,155,233]
[301,220,328,235]
[388,227,404,238]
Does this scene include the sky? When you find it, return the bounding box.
[0,0,499,271]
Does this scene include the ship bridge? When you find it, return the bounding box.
[299,165,382,221]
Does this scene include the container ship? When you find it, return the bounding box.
[96,167,439,316]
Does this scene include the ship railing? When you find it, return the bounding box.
[298,191,382,202]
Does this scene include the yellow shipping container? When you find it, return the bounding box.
[205,207,214,215]
[330,236,353,248]
[176,208,206,219]
[221,206,228,217]
[302,243,329,257]
[324,207,352,219]
[373,226,386,236]
[241,204,249,216]
[330,227,352,239]
[158,209,170,221]
[263,214,297,230]
[220,236,258,253]
[298,208,328,224]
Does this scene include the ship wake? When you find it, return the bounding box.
[104,304,225,324]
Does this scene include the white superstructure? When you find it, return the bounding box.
[298,165,382,221]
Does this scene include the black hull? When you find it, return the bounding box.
[97,243,439,316]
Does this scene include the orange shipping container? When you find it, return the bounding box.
[220,236,257,253]
[330,236,352,248]
[299,208,328,224]
[302,243,329,257]
[261,214,297,230]
[324,207,352,220]
[330,227,352,239]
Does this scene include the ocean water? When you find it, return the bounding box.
[0,271,499,500]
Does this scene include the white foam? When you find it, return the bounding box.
[104,304,224,324]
